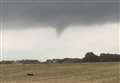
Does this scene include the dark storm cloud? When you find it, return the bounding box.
[1,0,120,35]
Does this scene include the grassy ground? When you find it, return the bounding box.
[0,62,120,83]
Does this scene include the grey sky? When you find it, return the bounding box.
[0,0,119,60]
[1,0,120,35]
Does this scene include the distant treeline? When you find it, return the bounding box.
[0,52,120,64]
[82,52,120,62]
[45,52,120,63]
[0,60,40,64]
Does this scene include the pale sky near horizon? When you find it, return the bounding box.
[0,0,120,61]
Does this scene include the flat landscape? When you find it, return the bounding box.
[0,62,120,83]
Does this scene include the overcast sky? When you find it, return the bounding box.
[0,0,120,61]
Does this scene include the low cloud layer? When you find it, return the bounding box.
[2,24,119,60]
[1,0,120,35]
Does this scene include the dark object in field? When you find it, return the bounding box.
[27,73,34,76]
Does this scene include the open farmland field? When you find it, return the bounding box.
[0,62,120,83]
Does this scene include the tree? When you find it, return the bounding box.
[83,52,99,62]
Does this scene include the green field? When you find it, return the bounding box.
[0,62,120,83]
